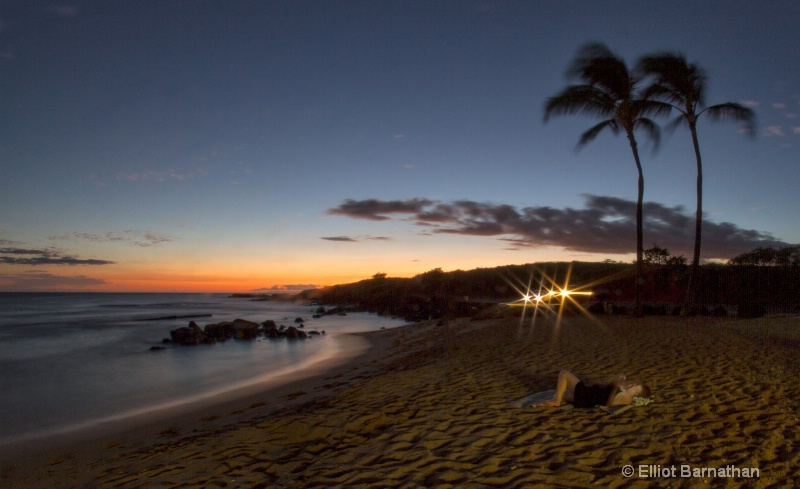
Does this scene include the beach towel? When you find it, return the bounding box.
[510,390,558,408]
[510,390,648,415]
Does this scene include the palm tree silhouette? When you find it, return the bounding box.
[544,43,670,317]
[638,53,756,315]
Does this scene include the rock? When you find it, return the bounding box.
[170,326,202,346]
[262,320,279,339]
[294,317,305,323]
[284,326,307,340]
[150,346,166,351]
[611,305,628,315]
[169,326,188,342]
[205,322,235,341]
[588,302,606,315]
[642,304,667,316]
[232,318,260,340]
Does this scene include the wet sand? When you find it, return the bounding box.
[2,313,798,488]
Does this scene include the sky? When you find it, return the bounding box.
[1,1,799,292]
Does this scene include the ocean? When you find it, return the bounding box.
[0,293,407,446]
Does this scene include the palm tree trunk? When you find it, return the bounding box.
[684,123,704,315]
[626,130,645,318]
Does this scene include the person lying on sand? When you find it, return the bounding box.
[537,370,651,408]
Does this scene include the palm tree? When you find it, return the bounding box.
[544,43,670,317]
[638,53,755,315]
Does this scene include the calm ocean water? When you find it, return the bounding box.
[0,293,406,445]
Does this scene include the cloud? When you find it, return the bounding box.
[765,126,785,137]
[0,238,22,246]
[321,236,358,242]
[0,271,107,291]
[251,284,321,293]
[320,235,391,243]
[741,100,760,108]
[327,198,435,221]
[50,230,177,247]
[773,103,787,110]
[327,195,790,260]
[0,248,115,266]
[793,127,800,135]
[46,5,78,16]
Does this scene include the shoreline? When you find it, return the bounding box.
[0,333,362,448]
[3,314,800,487]
[0,330,386,476]
[0,298,408,451]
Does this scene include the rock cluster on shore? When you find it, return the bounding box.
[159,317,325,348]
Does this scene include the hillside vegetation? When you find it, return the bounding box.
[298,259,800,322]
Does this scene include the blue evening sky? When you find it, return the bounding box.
[1,1,798,291]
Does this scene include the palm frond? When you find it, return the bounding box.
[577,119,617,149]
[568,43,633,100]
[567,43,616,79]
[704,103,757,135]
[545,43,661,152]
[634,118,661,152]
[638,52,707,110]
[637,99,674,118]
[544,85,615,121]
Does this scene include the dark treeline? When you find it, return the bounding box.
[298,251,800,321]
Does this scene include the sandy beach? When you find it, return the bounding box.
[2,311,798,488]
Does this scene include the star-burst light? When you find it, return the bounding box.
[503,265,594,328]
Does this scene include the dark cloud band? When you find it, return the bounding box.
[0,248,115,266]
[327,195,789,260]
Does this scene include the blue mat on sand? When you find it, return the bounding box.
[510,390,634,415]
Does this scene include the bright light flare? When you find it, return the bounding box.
[501,264,605,345]
[511,286,591,306]
[551,288,592,298]
[521,293,546,304]
[502,265,596,330]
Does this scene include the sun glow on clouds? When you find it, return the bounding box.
[0,271,108,292]
[1,235,566,292]
[71,248,392,293]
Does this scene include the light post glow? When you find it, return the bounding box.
[510,286,592,306]
[500,264,602,338]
